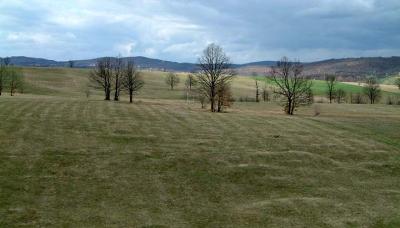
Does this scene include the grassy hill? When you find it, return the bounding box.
[19,67,400,100]
[1,67,400,227]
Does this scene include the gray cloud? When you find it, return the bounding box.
[0,0,399,63]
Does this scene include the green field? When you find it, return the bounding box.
[1,68,400,227]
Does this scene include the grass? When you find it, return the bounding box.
[309,79,363,95]
[1,67,400,227]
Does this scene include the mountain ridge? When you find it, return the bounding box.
[2,56,400,79]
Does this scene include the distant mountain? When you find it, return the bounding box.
[239,61,276,67]
[2,56,61,67]
[236,57,400,80]
[2,56,197,72]
[70,56,196,72]
[302,57,400,79]
[2,56,400,80]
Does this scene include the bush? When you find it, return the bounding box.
[386,96,395,105]
[351,93,365,104]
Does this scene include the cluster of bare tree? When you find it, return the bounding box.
[192,51,313,115]
[0,59,24,96]
[325,75,346,104]
[162,44,236,113]
[90,57,144,103]
[347,77,384,104]
[325,75,382,104]
[89,44,392,115]
[363,77,381,104]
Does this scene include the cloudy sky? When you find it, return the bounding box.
[0,0,399,63]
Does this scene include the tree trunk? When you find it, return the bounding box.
[129,91,133,103]
[114,93,119,101]
[286,99,293,115]
[210,85,216,112]
[105,88,111,100]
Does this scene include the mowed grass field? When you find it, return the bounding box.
[1,67,400,227]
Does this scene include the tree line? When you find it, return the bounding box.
[89,44,398,115]
[324,74,383,104]
[91,44,236,113]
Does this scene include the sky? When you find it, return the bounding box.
[0,0,399,63]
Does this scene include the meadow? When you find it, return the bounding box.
[0,67,400,227]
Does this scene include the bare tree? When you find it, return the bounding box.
[270,57,313,115]
[122,60,144,103]
[68,60,74,68]
[185,73,197,102]
[395,78,400,90]
[8,67,23,96]
[89,57,113,100]
[363,77,381,104]
[325,75,337,103]
[165,72,180,90]
[113,56,124,101]
[185,73,197,91]
[197,43,235,112]
[3,57,10,66]
[254,78,260,102]
[336,89,346,104]
[262,78,270,102]
[262,89,270,102]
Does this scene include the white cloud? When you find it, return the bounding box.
[144,48,156,57]
[65,32,77,39]
[115,42,136,57]
[6,32,53,44]
[0,0,399,62]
